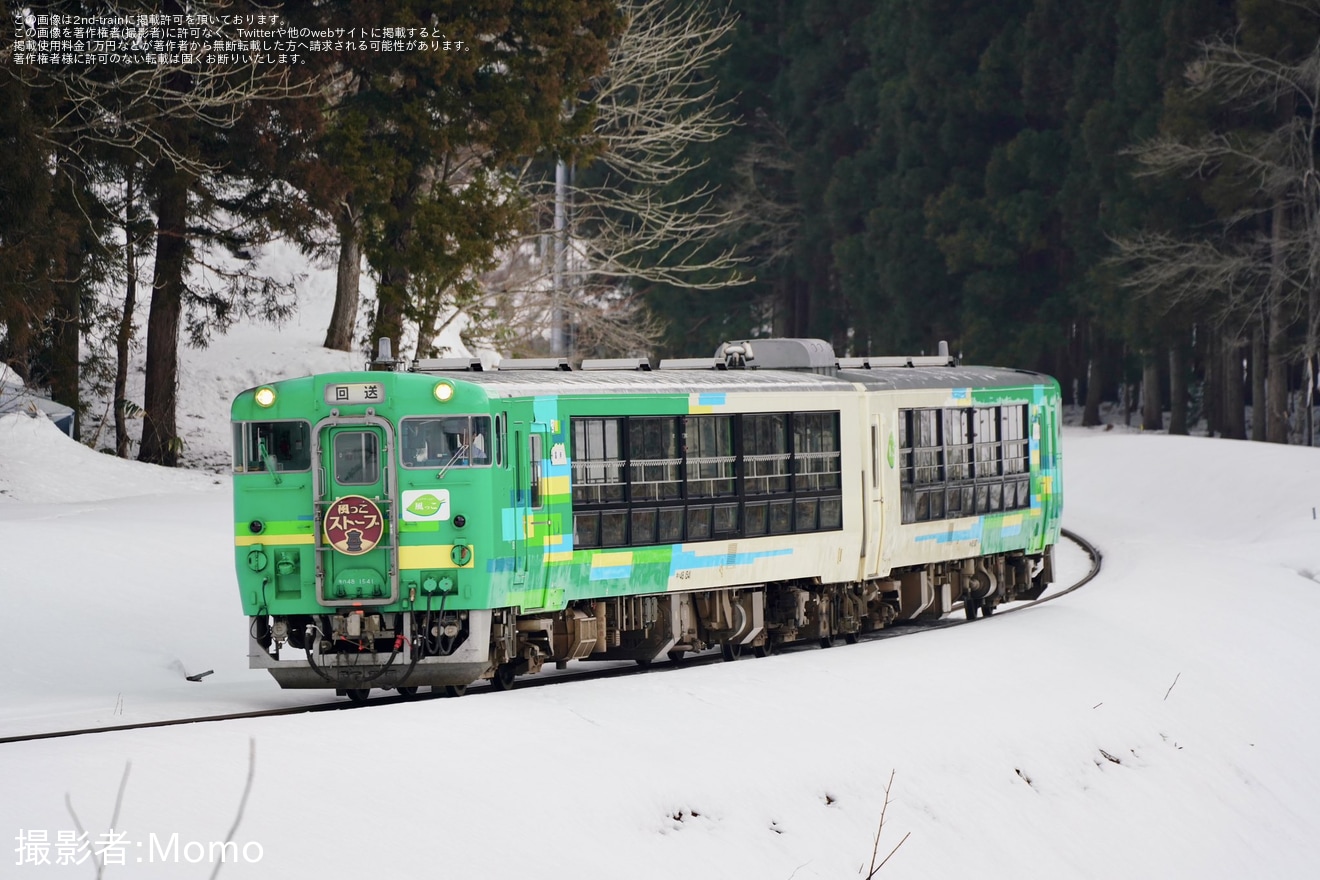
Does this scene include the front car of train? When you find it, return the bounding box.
[231,365,506,700]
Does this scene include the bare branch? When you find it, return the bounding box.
[1186,35,1320,118]
[865,770,910,879]
[210,738,257,880]
[720,116,802,265]
[465,0,747,358]
[517,0,747,289]
[1117,26,1320,378]
[64,760,131,880]
[449,244,666,358]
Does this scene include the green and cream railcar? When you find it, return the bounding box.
[231,339,1062,701]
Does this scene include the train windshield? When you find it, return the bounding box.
[233,421,312,473]
[400,416,492,468]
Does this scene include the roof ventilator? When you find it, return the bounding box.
[580,357,653,371]
[410,357,484,373]
[657,358,728,370]
[497,357,573,371]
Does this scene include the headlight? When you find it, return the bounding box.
[254,387,276,407]
[433,382,454,403]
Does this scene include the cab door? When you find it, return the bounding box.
[513,428,528,585]
[511,426,549,603]
[315,422,397,606]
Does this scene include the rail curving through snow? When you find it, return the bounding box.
[0,530,1100,746]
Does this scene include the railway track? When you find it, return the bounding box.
[1,529,1100,746]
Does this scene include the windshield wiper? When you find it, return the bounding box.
[434,443,469,481]
[258,438,283,485]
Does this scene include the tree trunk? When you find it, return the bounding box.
[138,167,188,467]
[1266,282,1289,443]
[371,172,423,353]
[791,277,810,337]
[1055,337,1076,407]
[1266,198,1290,443]
[1206,329,1222,437]
[373,265,408,356]
[47,157,84,435]
[414,298,439,360]
[138,0,190,467]
[1223,335,1246,440]
[1,314,31,383]
[1308,277,1319,446]
[114,276,139,457]
[1082,357,1103,426]
[1057,324,1078,407]
[49,246,81,437]
[323,202,361,352]
[1141,350,1163,431]
[1168,337,1188,435]
[1082,328,1105,426]
[115,172,140,458]
[771,274,791,337]
[1249,321,1266,442]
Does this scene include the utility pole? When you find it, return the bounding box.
[551,158,569,357]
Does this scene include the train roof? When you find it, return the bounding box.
[837,364,1051,391]
[407,362,1051,399]
[417,366,850,397]
[393,338,1053,398]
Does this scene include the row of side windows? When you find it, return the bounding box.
[571,412,843,549]
[898,405,1032,524]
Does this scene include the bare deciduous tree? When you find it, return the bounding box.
[490,0,745,359]
[1113,23,1320,443]
[563,0,743,286]
[412,241,663,361]
[721,115,802,268]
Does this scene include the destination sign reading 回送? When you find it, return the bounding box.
[324,383,386,405]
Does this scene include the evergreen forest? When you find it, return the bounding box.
[3,0,1319,464]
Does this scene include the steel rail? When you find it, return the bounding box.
[0,530,1100,746]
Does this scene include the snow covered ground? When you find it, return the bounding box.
[2,266,1319,878]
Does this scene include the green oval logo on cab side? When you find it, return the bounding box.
[407,493,443,517]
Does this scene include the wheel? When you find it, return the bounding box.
[752,639,774,659]
[720,641,742,662]
[843,632,859,645]
[819,636,834,649]
[493,663,517,691]
[396,686,419,699]
[635,656,654,668]
[982,602,996,617]
[667,649,687,663]
[345,688,370,705]
[444,684,467,698]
